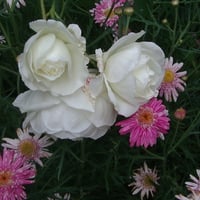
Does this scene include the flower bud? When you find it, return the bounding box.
[114,7,123,15]
[171,0,179,6]
[174,107,186,120]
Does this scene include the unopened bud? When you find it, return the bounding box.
[174,107,186,120]
[171,0,179,6]
[124,7,134,16]
[114,7,123,15]
[162,18,168,24]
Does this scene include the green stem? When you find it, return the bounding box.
[169,6,178,55]
[123,15,131,35]
[40,0,46,19]
[168,121,180,151]
[143,148,164,160]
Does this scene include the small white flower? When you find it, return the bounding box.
[47,193,71,200]
[0,35,6,44]
[6,0,26,8]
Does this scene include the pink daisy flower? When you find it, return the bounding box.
[2,128,54,166]
[90,0,126,28]
[159,57,187,102]
[0,148,35,200]
[116,97,170,148]
[129,162,159,200]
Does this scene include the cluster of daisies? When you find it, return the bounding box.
[0,128,71,199]
[0,129,53,199]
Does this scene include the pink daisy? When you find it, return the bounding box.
[129,162,159,200]
[2,128,54,166]
[90,0,126,28]
[116,97,170,148]
[159,57,187,102]
[0,148,35,200]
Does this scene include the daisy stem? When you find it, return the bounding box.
[40,0,46,19]
[168,121,180,151]
[123,15,131,36]
[143,148,164,160]
[60,1,68,19]
[170,6,178,55]
[79,139,85,197]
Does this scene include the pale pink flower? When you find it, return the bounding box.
[2,128,54,166]
[90,0,126,28]
[47,193,71,200]
[116,98,170,148]
[185,170,200,193]
[175,191,200,200]
[0,148,35,200]
[6,0,26,8]
[174,107,186,120]
[159,57,187,102]
[129,162,159,200]
[0,35,5,44]
[175,169,200,200]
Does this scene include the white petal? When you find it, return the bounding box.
[24,103,91,136]
[104,79,140,117]
[13,90,59,113]
[60,88,94,112]
[105,44,141,82]
[89,95,117,127]
[105,31,145,60]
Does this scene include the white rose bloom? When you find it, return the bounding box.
[13,75,117,140]
[95,30,165,117]
[18,19,89,96]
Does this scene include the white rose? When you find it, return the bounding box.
[13,75,117,140]
[18,19,89,96]
[95,31,165,117]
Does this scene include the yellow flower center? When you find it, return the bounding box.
[138,109,154,126]
[19,140,37,158]
[163,69,175,83]
[143,174,156,188]
[104,8,115,19]
[0,170,12,187]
